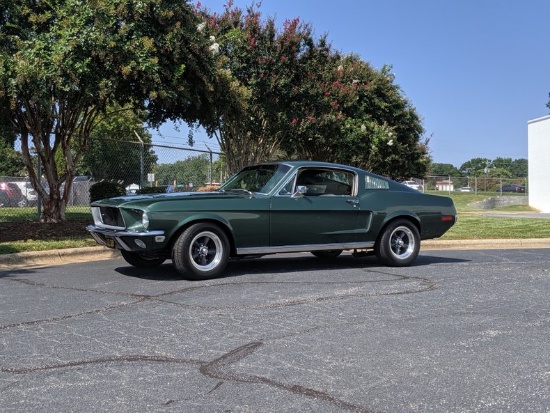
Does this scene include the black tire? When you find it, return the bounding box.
[375,219,420,267]
[172,223,230,280]
[311,249,343,259]
[120,250,166,268]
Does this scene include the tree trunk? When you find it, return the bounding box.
[41,195,67,223]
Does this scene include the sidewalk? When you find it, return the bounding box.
[1,239,548,270]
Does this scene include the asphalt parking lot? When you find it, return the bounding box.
[1,249,549,412]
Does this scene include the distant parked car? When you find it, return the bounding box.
[402,180,423,191]
[0,182,26,207]
[500,184,525,193]
[61,175,95,205]
[12,182,38,206]
[458,186,473,192]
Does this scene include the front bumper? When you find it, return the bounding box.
[86,225,165,252]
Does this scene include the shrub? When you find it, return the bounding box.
[90,181,126,202]
[137,186,168,194]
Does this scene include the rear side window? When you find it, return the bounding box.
[364,175,389,190]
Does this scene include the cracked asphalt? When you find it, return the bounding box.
[1,249,549,412]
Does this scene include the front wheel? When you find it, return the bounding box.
[375,220,420,267]
[172,223,230,280]
[120,250,166,268]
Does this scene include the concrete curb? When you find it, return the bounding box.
[0,246,120,270]
[422,238,549,250]
[1,239,549,271]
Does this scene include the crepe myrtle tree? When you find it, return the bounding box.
[194,2,428,179]
[0,0,216,222]
[195,2,317,174]
[286,54,429,180]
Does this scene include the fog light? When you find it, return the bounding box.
[134,239,147,249]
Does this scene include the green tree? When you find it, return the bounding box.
[460,157,527,178]
[154,155,210,190]
[0,96,16,148]
[80,105,157,187]
[509,158,528,178]
[285,53,428,180]
[0,0,216,222]
[430,163,461,176]
[197,3,315,174]
[199,4,428,179]
[0,140,24,176]
[493,157,527,178]
[459,158,492,176]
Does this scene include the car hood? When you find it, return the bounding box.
[90,191,260,208]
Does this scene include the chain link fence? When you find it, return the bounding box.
[0,139,222,222]
[1,138,528,223]
[414,175,528,195]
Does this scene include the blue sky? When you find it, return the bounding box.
[155,0,550,168]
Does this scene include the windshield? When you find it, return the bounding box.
[221,164,291,194]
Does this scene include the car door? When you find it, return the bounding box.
[269,168,360,246]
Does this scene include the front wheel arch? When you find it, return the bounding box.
[374,218,421,267]
[168,218,235,256]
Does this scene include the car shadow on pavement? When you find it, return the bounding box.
[113,253,470,282]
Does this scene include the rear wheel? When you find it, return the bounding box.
[120,250,166,268]
[311,249,343,259]
[375,220,420,267]
[172,223,230,280]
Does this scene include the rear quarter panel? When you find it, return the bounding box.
[358,190,456,240]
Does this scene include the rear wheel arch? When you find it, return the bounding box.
[380,214,421,236]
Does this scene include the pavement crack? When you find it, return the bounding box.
[1,342,377,413]
[200,342,377,413]
[0,299,145,330]
[0,354,202,374]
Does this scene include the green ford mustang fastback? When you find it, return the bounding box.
[87,161,457,280]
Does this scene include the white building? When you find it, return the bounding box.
[527,115,550,213]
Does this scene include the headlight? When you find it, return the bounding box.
[142,212,150,230]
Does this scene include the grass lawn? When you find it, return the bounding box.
[427,191,549,239]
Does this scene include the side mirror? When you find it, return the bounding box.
[291,185,307,198]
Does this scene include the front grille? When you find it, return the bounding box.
[96,206,125,228]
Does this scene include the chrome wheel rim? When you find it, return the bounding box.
[389,226,416,260]
[189,231,224,272]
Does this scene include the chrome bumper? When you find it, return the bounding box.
[86,225,165,251]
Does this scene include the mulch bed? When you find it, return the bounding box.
[0,219,91,243]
